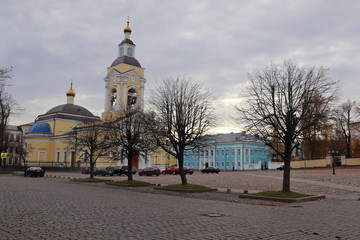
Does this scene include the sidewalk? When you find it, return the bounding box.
[40,168,360,197]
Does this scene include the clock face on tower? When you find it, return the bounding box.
[131,76,136,82]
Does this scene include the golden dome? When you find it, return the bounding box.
[124,18,132,33]
[66,83,76,96]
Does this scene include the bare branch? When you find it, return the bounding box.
[236,60,338,192]
[150,77,215,184]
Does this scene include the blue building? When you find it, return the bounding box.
[184,132,273,170]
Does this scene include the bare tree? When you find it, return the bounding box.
[0,67,13,86]
[107,111,156,181]
[332,100,359,158]
[70,122,113,178]
[236,61,338,192]
[0,67,22,161]
[301,94,331,159]
[21,143,34,167]
[150,77,214,185]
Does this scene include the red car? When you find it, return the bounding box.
[138,167,161,176]
[162,166,180,175]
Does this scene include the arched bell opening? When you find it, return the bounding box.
[127,88,137,110]
[110,88,117,110]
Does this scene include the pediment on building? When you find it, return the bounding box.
[104,69,146,84]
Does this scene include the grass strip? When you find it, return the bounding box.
[112,180,151,185]
[162,184,210,190]
[77,178,109,182]
[250,190,312,199]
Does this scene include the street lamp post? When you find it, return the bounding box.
[329,150,338,175]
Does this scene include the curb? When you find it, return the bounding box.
[154,186,218,193]
[105,182,155,187]
[238,194,326,203]
[71,179,112,183]
[46,175,78,180]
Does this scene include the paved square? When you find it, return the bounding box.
[1,169,360,239]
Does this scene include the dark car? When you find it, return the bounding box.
[277,165,285,170]
[24,167,45,177]
[138,167,161,176]
[201,167,220,174]
[81,167,91,174]
[185,167,194,175]
[94,167,114,176]
[162,166,180,175]
[117,166,136,176]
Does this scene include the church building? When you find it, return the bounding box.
[24,84,100,167]
[23,20,176,169]
[102,20,146,121]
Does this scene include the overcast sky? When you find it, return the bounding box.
[1,0,360,133]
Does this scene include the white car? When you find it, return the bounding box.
[154,167,164,173]
[54,163,64,168]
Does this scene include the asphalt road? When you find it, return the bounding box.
[1,173,360,239]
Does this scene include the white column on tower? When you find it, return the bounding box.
[104,86,109,112]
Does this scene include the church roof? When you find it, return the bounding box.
[46,104,94,116]
[28,122,52,134]
[34,104,100,123]
[110,55,141,68]
[120,38,135,45]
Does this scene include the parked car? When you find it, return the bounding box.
[153,166,164,174]
[185,167,194,175]
[138,167,161,176]
[277,165,284,170]
[162,166,180,175]
[94,167,114,176]
[53,163,64,168]
[24,167,45,177]
[201,167,220,174]
[117,166,137,176]
[81,167,91,174]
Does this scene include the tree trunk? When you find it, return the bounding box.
[128,150,133,181]
[178,150,187,185]
[282,144,292,192]
[89,158,94,179]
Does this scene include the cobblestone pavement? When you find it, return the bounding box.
[1,171,360,240]
[45,168,360,196]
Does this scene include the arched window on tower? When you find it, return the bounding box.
[120,47,124,56]
[127,48,133,57]
[127,89,137,110]
[110,88,117,110]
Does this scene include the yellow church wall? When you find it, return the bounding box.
[38,120,75,137]
[25,137,54,166]
[108,64,144,77]
[25,134,78,167]
[52,120,78,136]
[151,148,177,169]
